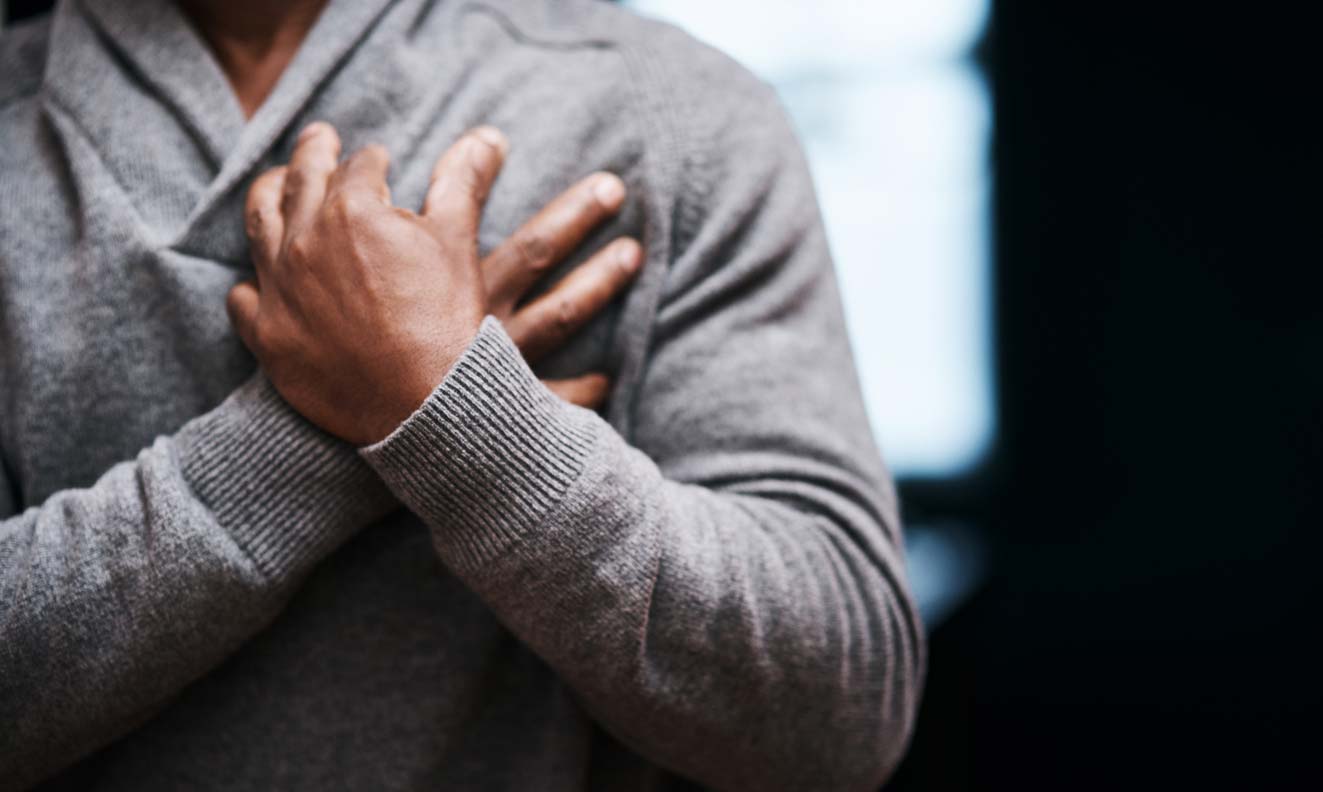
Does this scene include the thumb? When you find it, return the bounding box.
[226,281,262,353]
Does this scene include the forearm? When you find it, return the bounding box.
[363,320,923,791]
[0,376,394,787]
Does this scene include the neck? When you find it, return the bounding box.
[178,0,330,119]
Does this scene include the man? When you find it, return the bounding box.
[0,0,925,789]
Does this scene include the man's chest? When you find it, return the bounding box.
[1,6,656,503]
[0,135,644,508]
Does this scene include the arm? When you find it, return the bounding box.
[229,100,923,791]
[0,376,395,788]
[361,92,924,789]
[1,124,639,786]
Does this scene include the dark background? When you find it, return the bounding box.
[893,2,1320,789]
[6,1,1319,788]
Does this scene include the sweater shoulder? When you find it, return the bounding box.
[464,0,786,138]
[0,14,51,112]
[530,3,810,260]
[467,0,802,245]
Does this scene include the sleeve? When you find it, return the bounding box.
[358,66,925,791]
[0,375,396,788]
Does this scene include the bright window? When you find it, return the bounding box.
[628,0,994,479]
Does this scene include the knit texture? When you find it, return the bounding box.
[176,375,396,579]
[362,318,599,575]
[0,1,924,789]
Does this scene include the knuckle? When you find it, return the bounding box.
[329,189,370,221]
[248,170,279,204]
[285,234,315,265]
[553,297,579,333]
[244,207,265,240]
[246,207,280,243]
[513,232,556,272]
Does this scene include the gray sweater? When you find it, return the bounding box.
[0,0,924,789]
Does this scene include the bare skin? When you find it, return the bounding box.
[229,123,642,445]
[178,0,330,118]
[178,0,643,431]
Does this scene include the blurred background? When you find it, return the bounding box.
[5,0,1319,788]
[629,2,1322,787]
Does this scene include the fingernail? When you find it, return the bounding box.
[472,126,508,155]
[593,173,626,210]
[617,238,642,272]
[298,121,330,142]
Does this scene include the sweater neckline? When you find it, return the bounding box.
[43,0,399,240]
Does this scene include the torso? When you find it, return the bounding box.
[0,1,679,787]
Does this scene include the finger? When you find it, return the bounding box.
[226,281,261,354]
[328,143,392,204]
[281,122,342,239]
[504,237,643,363]
[543,373,611,410]
[421,126,507,239]
[483,171,628,313]
[245,166,288,281]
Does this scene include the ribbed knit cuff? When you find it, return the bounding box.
[360,317,599,576]
[175,374,396,582]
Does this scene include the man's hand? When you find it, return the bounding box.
[227,122,642,446]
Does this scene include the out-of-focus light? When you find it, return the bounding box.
[629,0,989,76]
[628,0,994,478]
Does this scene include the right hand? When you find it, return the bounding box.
[236,124,642,420]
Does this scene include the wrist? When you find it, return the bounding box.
[359,316,599,572]
[361,318,482,446]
